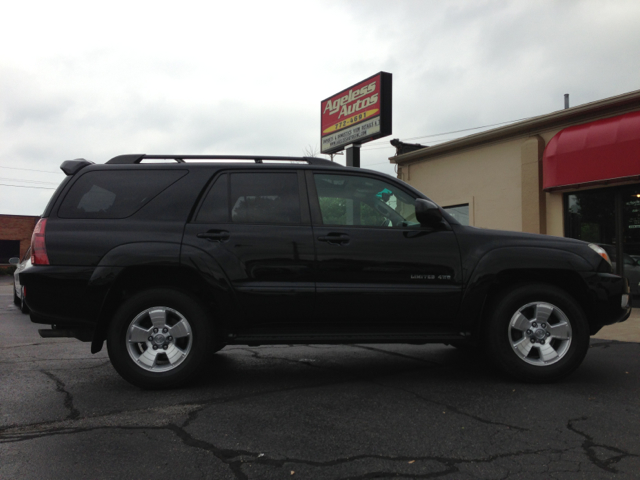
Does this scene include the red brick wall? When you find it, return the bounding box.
[0,215,40,262]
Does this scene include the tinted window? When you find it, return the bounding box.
[59,170,186,219]
[230,173,300,224]
[196,174,228,223]
[314,174,418,227]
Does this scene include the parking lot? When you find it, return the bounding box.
[1,281,639,479]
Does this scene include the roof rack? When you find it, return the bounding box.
[106,154,339,167]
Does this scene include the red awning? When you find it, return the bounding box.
[543,110,640,190]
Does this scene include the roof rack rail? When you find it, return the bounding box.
[105,154,339,167]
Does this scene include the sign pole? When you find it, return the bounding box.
[346,144,361,168]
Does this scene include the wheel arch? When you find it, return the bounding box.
[90,264,235,353]
[461,270,599,338]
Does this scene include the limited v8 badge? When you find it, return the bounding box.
[411,274,452,281]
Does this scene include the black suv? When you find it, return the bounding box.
[21,154,630,388]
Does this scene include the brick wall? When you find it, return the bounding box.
[0,215,40,263]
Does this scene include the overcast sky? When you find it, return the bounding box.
[1,0,640,216]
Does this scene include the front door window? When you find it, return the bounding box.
[314,173,419,228]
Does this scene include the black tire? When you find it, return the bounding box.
[13,282,20,306]
[485,283,590,383]
[107,288,213,389]
[20,286,29,314]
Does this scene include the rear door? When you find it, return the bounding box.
[182,170,315,331]
[307,171,462,333]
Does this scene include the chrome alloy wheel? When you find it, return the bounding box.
[126,306,193,372]
[508,302,572,366]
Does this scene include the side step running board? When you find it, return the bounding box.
[228,333,465,346]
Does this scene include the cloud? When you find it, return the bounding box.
[1,0,640,214]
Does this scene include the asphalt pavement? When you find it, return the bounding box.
[1,279,639,479]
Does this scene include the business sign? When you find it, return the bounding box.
[321,72,392,154]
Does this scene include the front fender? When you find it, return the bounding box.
[457,246,594,332]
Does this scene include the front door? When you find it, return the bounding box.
[307,171,462,333]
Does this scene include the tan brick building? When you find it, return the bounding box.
[0,214,39,264]
[390,89,640,264]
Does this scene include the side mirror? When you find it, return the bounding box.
[8,257,20,266]
[415,199,443,227]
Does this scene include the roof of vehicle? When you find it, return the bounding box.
[61,154,342,176]
[106,154,338,167]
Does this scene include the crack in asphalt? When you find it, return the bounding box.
[351,344,444,367]
[343,346,528,432]
[1,341,77,349]
[566,416,639,473]
[40,370,80,420]
[375,380,529,432]
[162,425,577,480]
[0,358,109,366]
[227,347,531,448]
[0,418,571,480]
[3,345,639,479]
[0,375,355,436]
[1,349,546,479]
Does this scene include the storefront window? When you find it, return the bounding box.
[565,189,615,245]
[565,186,640,297]
[622,186,640,257]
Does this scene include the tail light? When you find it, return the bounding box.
[31,218,50,265]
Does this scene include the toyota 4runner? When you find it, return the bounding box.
[20,154,631,388]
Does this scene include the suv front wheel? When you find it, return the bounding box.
[486,283,590,382]
[107,288,213,389]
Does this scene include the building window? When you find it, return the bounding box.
[565,189,615,245]
[565,185,640,257]
[0,240,20,264]
[443,204,469,226]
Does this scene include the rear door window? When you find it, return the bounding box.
[58,170,186,219]
[195,174,229,223]
[230,172,301,224]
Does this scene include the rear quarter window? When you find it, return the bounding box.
[58,170,187,219]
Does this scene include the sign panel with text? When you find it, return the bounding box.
[320,72,392,154]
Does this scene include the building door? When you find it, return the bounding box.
[565,184,640,295]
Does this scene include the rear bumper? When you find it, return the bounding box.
[20,265,101,329]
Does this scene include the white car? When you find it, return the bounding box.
[9,248,30,313]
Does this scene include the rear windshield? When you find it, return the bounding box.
[58,170,187,219]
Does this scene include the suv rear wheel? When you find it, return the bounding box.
[486,283,590,382]
[107,288,213,389]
